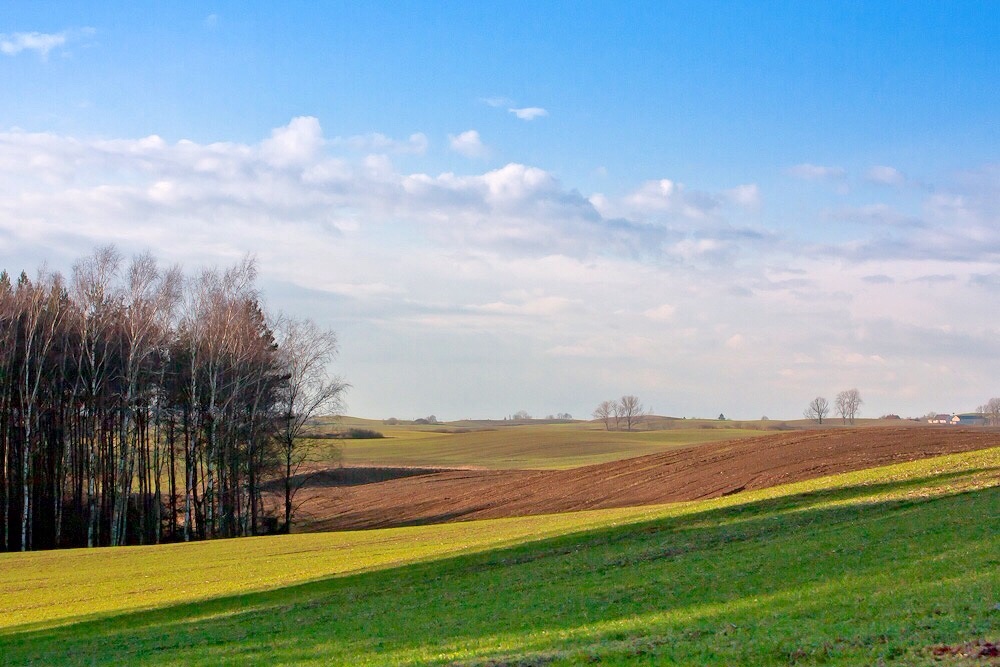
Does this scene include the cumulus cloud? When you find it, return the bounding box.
[621,178,725,221]
[787,163,846,181]
[509,107,548,121]
[448,130,489,158]
[260,116,325,167]
[0,120,688,264]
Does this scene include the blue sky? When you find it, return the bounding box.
[1,2,998,419]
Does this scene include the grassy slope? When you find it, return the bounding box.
[1,448,998,665]
[316,421,765,470]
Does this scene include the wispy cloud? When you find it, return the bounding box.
[725,183,761,208]
[866,165,905,186]
[509,107,548,121]
[1,31,67,58]
[480,96,513,108]
[0,28,93,59]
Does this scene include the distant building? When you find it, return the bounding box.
[927,414,956,424]
[956,413,987,426]
[927,413,986,426]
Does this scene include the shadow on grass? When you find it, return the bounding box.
[2,467,998,665]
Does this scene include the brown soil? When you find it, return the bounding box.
[293,427,1000,532]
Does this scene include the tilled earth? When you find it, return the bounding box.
[292,427,1000,532]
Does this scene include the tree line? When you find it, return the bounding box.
[0,247,345,552]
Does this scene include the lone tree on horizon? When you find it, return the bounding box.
[804,396,830,424]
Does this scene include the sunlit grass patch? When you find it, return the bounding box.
[1,447,998,665]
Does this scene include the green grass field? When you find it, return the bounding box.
[2,448,998,665]
[311,418,767,469]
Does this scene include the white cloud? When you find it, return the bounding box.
[0,31,67,57]
[0,28,93,59]
[204,14,219,29]
[622,178,720,220]
[1,119,997,421]
[788,163,846,181]
[725,183,761,208]
[448,130,489,158]
[260,116,325,167]
[866,165,905,186]
[509,107,548,121]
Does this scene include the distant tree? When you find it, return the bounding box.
[983,398,1000,426]
[804,396,830,424]
[835,389,863,425]
[592,401,615,430]
[513,410,531,420]
[618,395,644,431]
[611,400,623,430]
[718,413,726,421]
[557,412,572,420]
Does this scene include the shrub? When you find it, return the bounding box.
[346,428,384,439]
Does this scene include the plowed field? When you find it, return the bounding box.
[295,427,1000,531]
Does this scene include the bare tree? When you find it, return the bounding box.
[273,317,348,532]
[835,389,863,425]
[983,397,1000,426]
[618,395,644,431]
[72,246,123,547]
[592,401,614,431]
[804,396,830,424]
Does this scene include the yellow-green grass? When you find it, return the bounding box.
[1,447,998,665]
[309,422,765,470]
